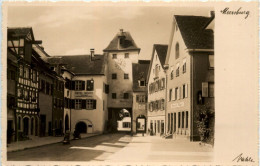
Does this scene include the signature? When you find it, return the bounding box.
[232,153,255,162]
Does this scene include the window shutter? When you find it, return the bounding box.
[185,84,188,98]
[82,100,86,109]
[71,81,75,90]
[202,82,208,97]
[93,100,96,109]
[71,100,75,109]
[82,81,85,90]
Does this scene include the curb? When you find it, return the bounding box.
[7,134,101,153]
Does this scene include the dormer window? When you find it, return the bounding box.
[139,80,146,87]
[155,64,159,78]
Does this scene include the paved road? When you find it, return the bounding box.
[7,133,213,162]
[7,133,132,161]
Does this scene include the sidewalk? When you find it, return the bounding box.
[106,134,214,162]
[7,133,100,152]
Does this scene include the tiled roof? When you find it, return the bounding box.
[132,62,150,92]
[46,55,105,75]
[103,31,140,52]
[8,27,34,41]
[175,15,214,49]
[154,44,168,67]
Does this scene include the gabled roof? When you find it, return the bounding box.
[146,44,168,83]
[174,15,214,49]
[46,55,105,75]
[103,30,140,52]
[8,27,35,41]
[132,62,150,92]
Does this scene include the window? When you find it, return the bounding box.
[24,90,29,101]
[175,88,178,100]
[87,80,94,91]
[175,43,179,59]
[161,99,165,110]
[86,99,96,110]
[183,84,186,99]
[170,70,174,80]
[105,84,109,94]
[112,93,117,99]
[123,122,131,128]
[139,80,146,87]
[124,73,129,79]
[124,53,129,58]
[112,73,117,79]
[178,112,181,128]
[155,65,159,78]
[19,65,23,77]
[75,100,82,109]
[176,67,180,77]
[24,67,29,79]
[169,89,172,101]
[209,82,214,97]
[209,55,214,68]
[75,81,85,91]
[112,54,117,59]
[136,95,146,103]
[182,60,186,73]
[202,82,209,97]
[124,93,129,99]
[186,111,188,128]
[32,70,36,82]
[182,112,185,128]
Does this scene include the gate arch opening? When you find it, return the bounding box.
[75,121,87,133]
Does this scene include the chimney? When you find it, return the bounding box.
[90,48,95,61]
[210,11,215,18]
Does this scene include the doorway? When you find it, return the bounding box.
[75,122,87,133]
[23,117,29,136]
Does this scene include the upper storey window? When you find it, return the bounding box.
[155,64,159,78]
[209,55,214,68]
[175,43,179,59]
[112,54,117,59]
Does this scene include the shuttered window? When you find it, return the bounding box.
[87,80,94,91]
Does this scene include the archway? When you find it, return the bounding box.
[136,115,146,133]
[75,122,87,133]
[65,114,69,131]
[23,117,29,136]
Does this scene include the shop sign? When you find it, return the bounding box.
[74,91,93,98]
[171,102,184,108]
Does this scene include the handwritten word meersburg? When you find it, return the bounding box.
[221,7,250,19]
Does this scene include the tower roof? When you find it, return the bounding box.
[103,29,140,52]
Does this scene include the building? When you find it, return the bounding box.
[132,60,150,134]
[164,13,214,141]
[7,27,42,141]
[147,44,168,136]
[7,48,18,143]
[103,29,140,132]
[47,50,108,134]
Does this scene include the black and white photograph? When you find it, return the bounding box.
[2,1,258,165]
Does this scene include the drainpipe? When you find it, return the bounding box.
[190,50,194,141]
[165,71,168,135]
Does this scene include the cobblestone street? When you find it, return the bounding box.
[7,133,213,162]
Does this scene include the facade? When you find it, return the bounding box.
[103,29,140,131]
[147,45,168,136]
[7,28,41,141]
[164,13,214,141]
[7,49,18,143]
[132,60,150,134]
[47,50,108,134]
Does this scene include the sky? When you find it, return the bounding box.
[7,4,212,60]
